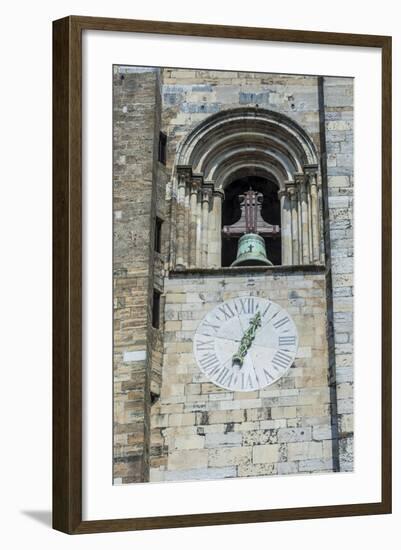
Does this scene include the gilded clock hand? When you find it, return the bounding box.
[232,310,262,367]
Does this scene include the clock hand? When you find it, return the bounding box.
[232,311,262,367]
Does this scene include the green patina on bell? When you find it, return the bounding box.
[231,233,273,267]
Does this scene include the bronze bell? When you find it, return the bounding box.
[223,188,278,267]
[231,233,273,267]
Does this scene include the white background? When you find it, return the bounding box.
[83,30,382,520]
[0,0,399,548]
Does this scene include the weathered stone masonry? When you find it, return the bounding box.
[113,67,354,483]
[150,268,332,481]
[319,77,354,471]
[113,67,166,483]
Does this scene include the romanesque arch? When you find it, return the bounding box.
[170,107,322,269]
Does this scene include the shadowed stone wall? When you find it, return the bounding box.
[321,77,354,471]
[113,67,162,483]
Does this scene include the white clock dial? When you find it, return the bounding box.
[193,296,298,391]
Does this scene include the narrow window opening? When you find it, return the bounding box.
[158,132,167,165]
[150,391,160,405]
[154,217,163,253]
[152,290,161,329]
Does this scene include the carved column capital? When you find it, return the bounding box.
[303,163,319,175]
[188,174,202,196]
[176,165,193,182]
[213,188,225,201]
[201,182,214,203]
[192,172,203,184]
[308,171,319,191]
[304,165,319,190]
[285,182,298,201]
[190,179,200,195]
[294,172,306,187]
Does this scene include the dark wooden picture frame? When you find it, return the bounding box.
[53,15,392,534]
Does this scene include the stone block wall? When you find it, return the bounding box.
[113,66,162,483]
[322,77,354,470]
[149,268,335,481]
[161,70,321,157]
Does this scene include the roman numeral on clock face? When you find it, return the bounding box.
[278,335,296,347]
[200,319,220,335]
[235,297,256,315]
[262,367,274,384]
[238,372,254,390]
[195,338,214,352]
[273,316,290,330]
[216,303,236,321]
[199,353,221,375]
[272,350,293,371]
[215,367,234,387]
[261,302,272,317]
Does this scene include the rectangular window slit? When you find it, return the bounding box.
[154,217,163,253]
[152,290,161,329]
[158,132,167,165]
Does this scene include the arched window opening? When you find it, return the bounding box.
[172,108,322,270]
[221,176,281,267]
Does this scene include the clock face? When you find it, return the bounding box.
[193,296,298,392]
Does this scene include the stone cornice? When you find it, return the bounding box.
[169,264,327,278]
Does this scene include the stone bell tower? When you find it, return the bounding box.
[113,66,354,484]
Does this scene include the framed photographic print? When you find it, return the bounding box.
[53,16,392,534]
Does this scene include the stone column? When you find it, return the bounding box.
[298,173,310,264]
[200,187,210,267]
[309,172,320,264]
[175,173,186,270]
[295,180,303,265]
[195,189,202,267]
[286,182,299,265]
[184,182,190,265]
[208,188,224,268]
[307,185,313,261]
[279,189,292,265]
[168,178,178,270]
[189,181,199,268]
[318,180,325,264]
